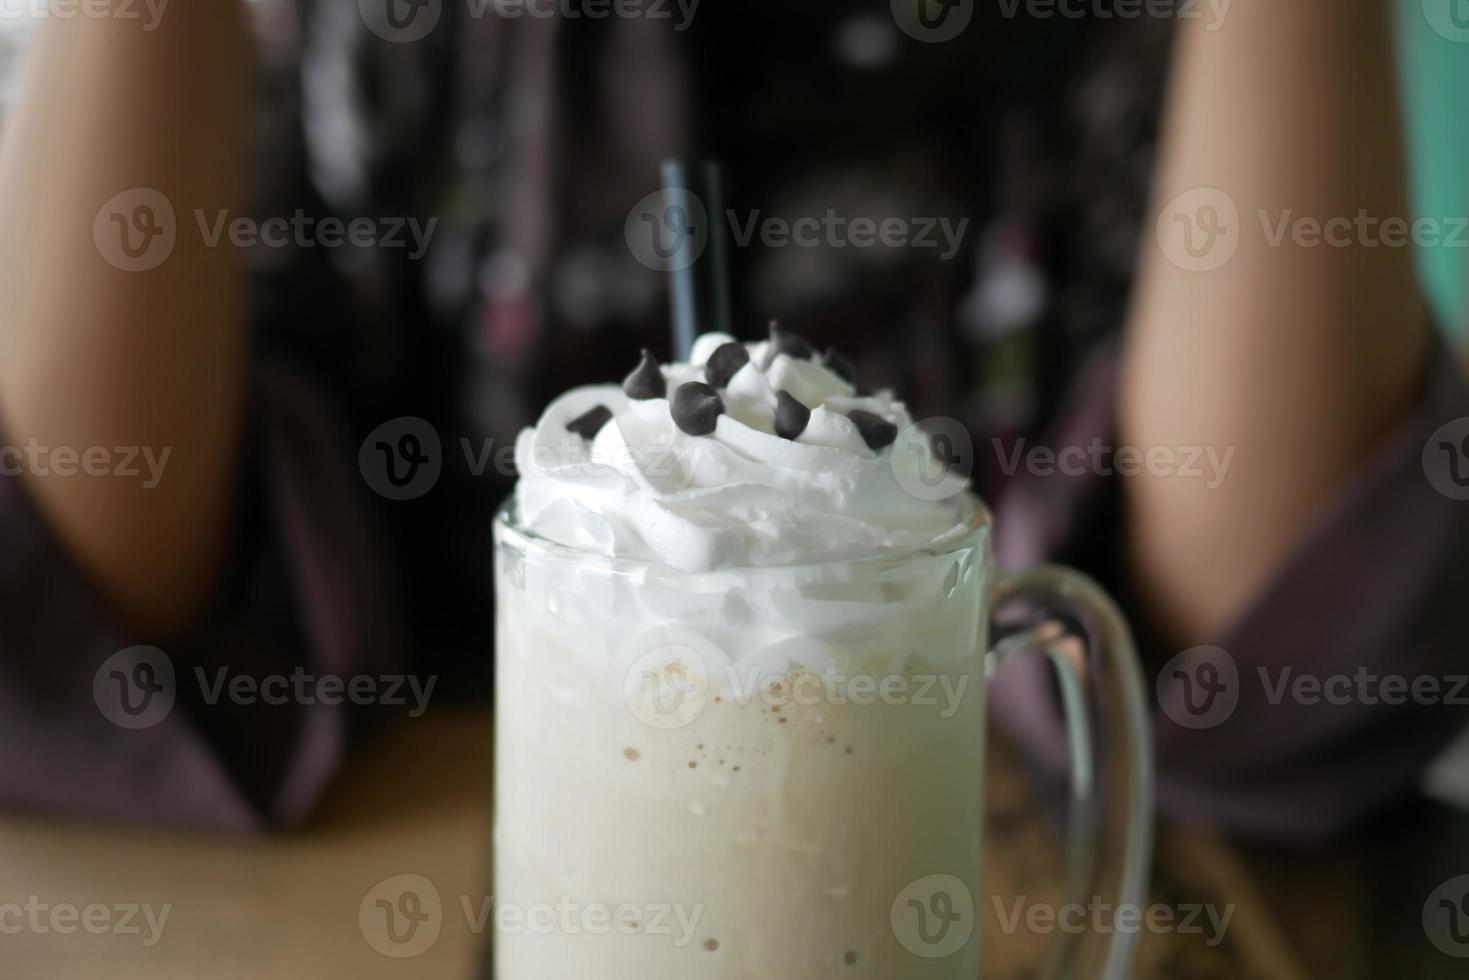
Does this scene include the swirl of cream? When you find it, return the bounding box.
[512,333,974,571]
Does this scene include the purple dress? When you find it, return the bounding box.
[0,359,404,830]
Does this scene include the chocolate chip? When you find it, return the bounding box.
[848,409,897,451]
[767,320,813,362]
[623,349,666,400]
[705,342,750,389]
[774,391,811,441]
[823,348,856,385]
[671,382,725,436]
[566,404,613,440]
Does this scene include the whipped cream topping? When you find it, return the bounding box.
[513,333,974,571]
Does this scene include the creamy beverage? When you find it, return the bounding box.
[495,329,989,977]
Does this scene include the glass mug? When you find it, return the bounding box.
[493,496,1152,979]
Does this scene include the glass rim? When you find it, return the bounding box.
[493,492,993,579]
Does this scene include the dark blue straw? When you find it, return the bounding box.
[661,159,732,360]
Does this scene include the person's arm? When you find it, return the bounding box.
[1121,1,1428,645]
[0,5,250,635]
[0,353,410,831]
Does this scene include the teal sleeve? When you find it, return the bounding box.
[1396,0,1469,340]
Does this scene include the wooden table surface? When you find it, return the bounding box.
[2,709,1466,978]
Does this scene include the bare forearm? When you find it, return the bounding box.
[0,5,250,633]
[1121,1,1427,642]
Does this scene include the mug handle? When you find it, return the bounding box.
[985,564,1155,980]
